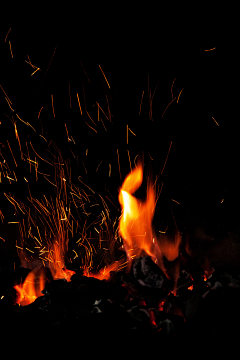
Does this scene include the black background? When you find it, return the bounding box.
[1,10,240,273]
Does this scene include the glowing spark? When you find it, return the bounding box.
[0,85,12,104]
[6,176,15,181]
[139,91,144,115]
[171,78,176,99]
[95,102,109,121]
[51,94,55,117]
[36,46,57,92]
[0,237,6,242]
[161,141,172,175]
[73,250,78,259]
[65,123,71,142]
[128,127,136,136]
[9,41,13,58]
[127,125,128,144]
[172,199,180,205]
[43,175,57,187]
[117,149,121,180]
[30,142,53,166]
[7,140,17,167]
[162,97,176,117]
[38,107,43,118]
[5,96,14,111]
[100,117,107,131]
[85,121,97,133]
[99,65,110,89]
[8,222,19,224]
[205,47,216,51]
[78,176,95,194]
[109,164,111,177]
[177,88,184,103]
[4,28,11,42]
[212,117,219,126]
[39,135,47,142]
[15,245,23,249]
[24,177,28,182]
[76,93,83,115]
[127,149,132,172]
[221,199,224,203]
[94,227,99,234]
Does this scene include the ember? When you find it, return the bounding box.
[1,22,240,356]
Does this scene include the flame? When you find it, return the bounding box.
[118,160,181,277]
[14,267,46,306]
[119,160,163,273]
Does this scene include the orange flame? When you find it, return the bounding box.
[14,267,46,306]
[118,160,181,277]
[118,160,164,273]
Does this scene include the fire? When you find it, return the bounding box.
[14,267,46,306]
[118,160,181,277]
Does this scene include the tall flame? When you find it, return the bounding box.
[118,160,181,276]
[118,160,163,272]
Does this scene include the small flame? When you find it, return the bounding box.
[14,267,46,306]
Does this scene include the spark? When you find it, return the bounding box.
[78,176,95,194]
[221,199,224,203]
[5,96,14,111]
[25,56,41,75]
[95,102,109,122]
[43,175,57,187]
[172,199,180,205]
[127,149,132,172]
[162,97,176,117]
[0,237,5,242]
[94,227,99,234]
[100,117,107,131]
[0,85,12,104]
[85,121,97,133]
[161,141,172,175]
[117,149,121,180]
[128,127,136,136]
[76,93,83,115]
[15,245,23,249]
[139,91,144,115]
[39,135,47,142]
[177,88,184,103]
[205,47,216,51]
[4,28,11,42]
[16,114,36,132]
[171,78,176,99]
[212,117,219,126]
[73,250,78,259]
[9,41,13,58]
[109,164,111,177]
[99,65,110,89]
[8,222,20,224]
[36,45,57,93]
[7,140,17,167]
[30,142,53,166]
[65,123,71,142]
[51,94,55,117]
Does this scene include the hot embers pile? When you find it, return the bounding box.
[1,256,240,353]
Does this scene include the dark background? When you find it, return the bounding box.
[1,12,240,273]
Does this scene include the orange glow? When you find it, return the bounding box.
[14,267,46,306]
[188,285,194,290]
